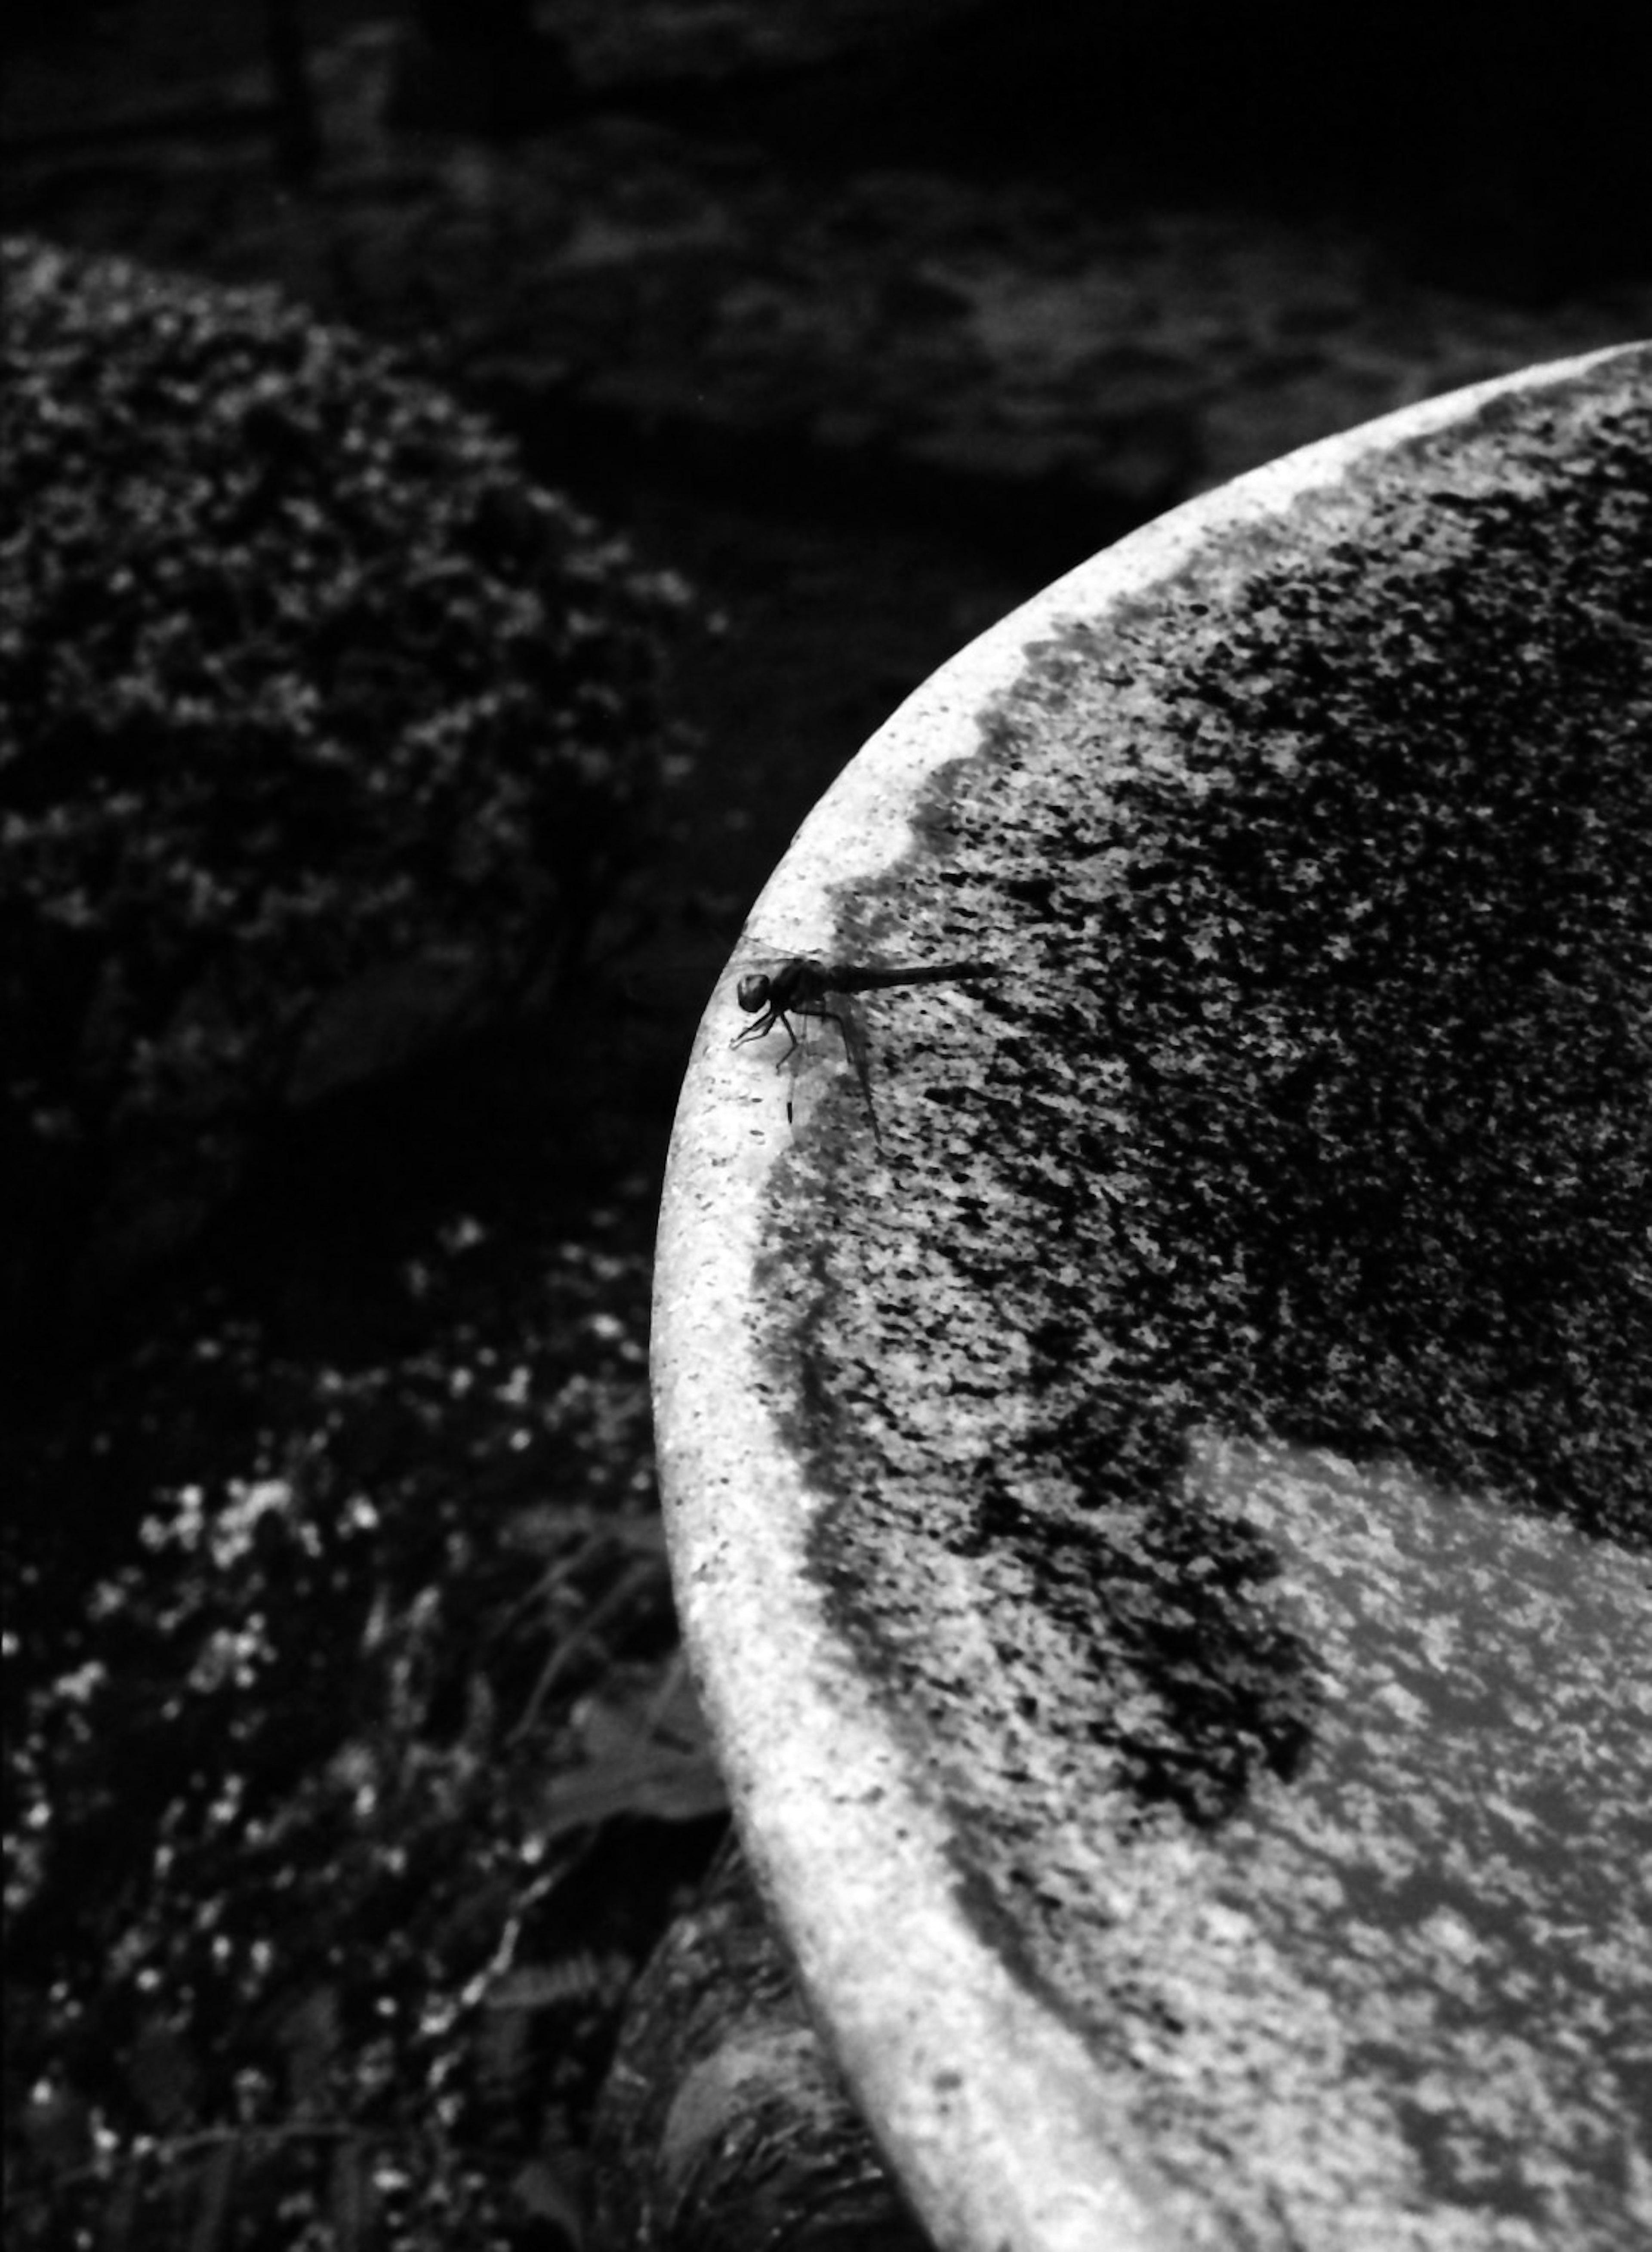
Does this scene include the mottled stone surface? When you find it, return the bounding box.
[653,349,1652,2249]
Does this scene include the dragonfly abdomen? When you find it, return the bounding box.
[830,959,1001,995]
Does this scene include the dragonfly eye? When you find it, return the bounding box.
[736,973,771,1012]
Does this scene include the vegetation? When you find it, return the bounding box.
[6,1155,726,2249]
[0,236,693,1348]
[2,241,720,2249]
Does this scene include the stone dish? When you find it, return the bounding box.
[652,344,1652,2252]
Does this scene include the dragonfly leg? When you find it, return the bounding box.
[732,1006,791,1055]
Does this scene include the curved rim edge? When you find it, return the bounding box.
[650,342,1649,2252]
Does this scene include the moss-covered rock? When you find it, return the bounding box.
[0,236,693,1339]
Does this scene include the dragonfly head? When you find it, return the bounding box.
[736,972,773,1013]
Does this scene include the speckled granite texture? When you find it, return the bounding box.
[740,357,1651,2246]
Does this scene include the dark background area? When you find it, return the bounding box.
[9,0,1646,1051]
[3,3,1649,2244]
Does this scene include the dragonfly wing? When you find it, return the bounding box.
[798,993,880,1141]
[756,991,876,1140]
[832,999,878,1133]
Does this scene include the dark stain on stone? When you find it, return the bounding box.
[956,1449,1321,1825]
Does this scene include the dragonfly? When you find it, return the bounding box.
[730,953,1002,1138]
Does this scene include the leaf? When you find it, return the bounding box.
[499,1502,598,1556]
[330,2137,378,2250]
[102,2158,143,2252]
[579,1654,709,1760]
[485,1956,609,2013]
[128,2023,201,2132]
[275,1986,340,2114]
[461,1669,499,1756]
[186,2140,238,2252]
[476,1990,530,2102]
[22,2078,92,2173]
[530,1744,727,1843]
[502,1503,665,1562]
[512,2156,585,2244]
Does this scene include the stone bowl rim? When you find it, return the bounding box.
[649,339,1650,2252]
